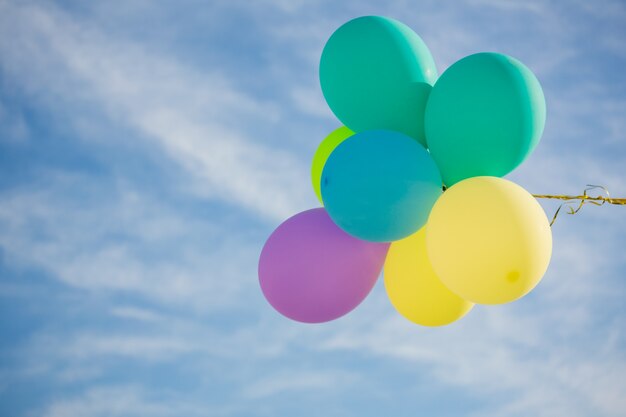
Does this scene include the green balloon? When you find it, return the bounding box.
[425,52,546,186]
[320,16,437,145]
[311,126,354,204]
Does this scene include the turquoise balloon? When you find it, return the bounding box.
[425,52,546,186]
[320,16,437,145]
[321,130,442,242]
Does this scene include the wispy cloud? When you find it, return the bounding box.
[0,1,624,417]
[0,1,313,221]
[241,369,358,399]
[42,385,209,417]
[314,303,626,417]
[0,172,256,310]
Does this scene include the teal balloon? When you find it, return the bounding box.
[425,52,546,186]
[320,16,437,145]
[321,130,442,242]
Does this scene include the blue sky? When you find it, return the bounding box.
[0,0,625,416]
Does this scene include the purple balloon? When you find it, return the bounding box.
[258,208,390,323]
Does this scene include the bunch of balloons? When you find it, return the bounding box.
[259,16,552,327]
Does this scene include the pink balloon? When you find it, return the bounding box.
[258,208,390,323]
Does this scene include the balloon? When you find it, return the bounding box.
[319,16,437,145]
[258,208,389,323]
[311,126,354,204]
[321,130,442,242]
[384,228,474,326]
[425,52,546,186]
[426,177,552,305]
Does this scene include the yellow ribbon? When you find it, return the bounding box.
[532,185,626,226]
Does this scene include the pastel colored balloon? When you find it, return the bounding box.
[426,177,552,305]
[384,228,474,327]
[320,16,437,145]
[258,208,389,323]
[311,126,354,204]
[425,52,546,186]
[321,130,442,242]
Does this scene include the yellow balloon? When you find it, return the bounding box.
[311,126,354,204]
[426,176,552,305]
[384,228,474,326]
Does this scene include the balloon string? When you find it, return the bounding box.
[531,185,626,226]
[439,184,624,226]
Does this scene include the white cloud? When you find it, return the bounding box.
[64,334,201,361]
[0,1,313,222]
[0,173,256,311]
[110,306,165,322]
[0,2,624,417]
[313,302,626,417]
[42,385,210,417]
[466,0,546,14]
[241,369,357,399]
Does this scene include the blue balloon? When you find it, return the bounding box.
[321,130,442,242]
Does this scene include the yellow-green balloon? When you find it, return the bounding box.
[311,126,353,204]
[426,177,552,305]
[384,228,473,326]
